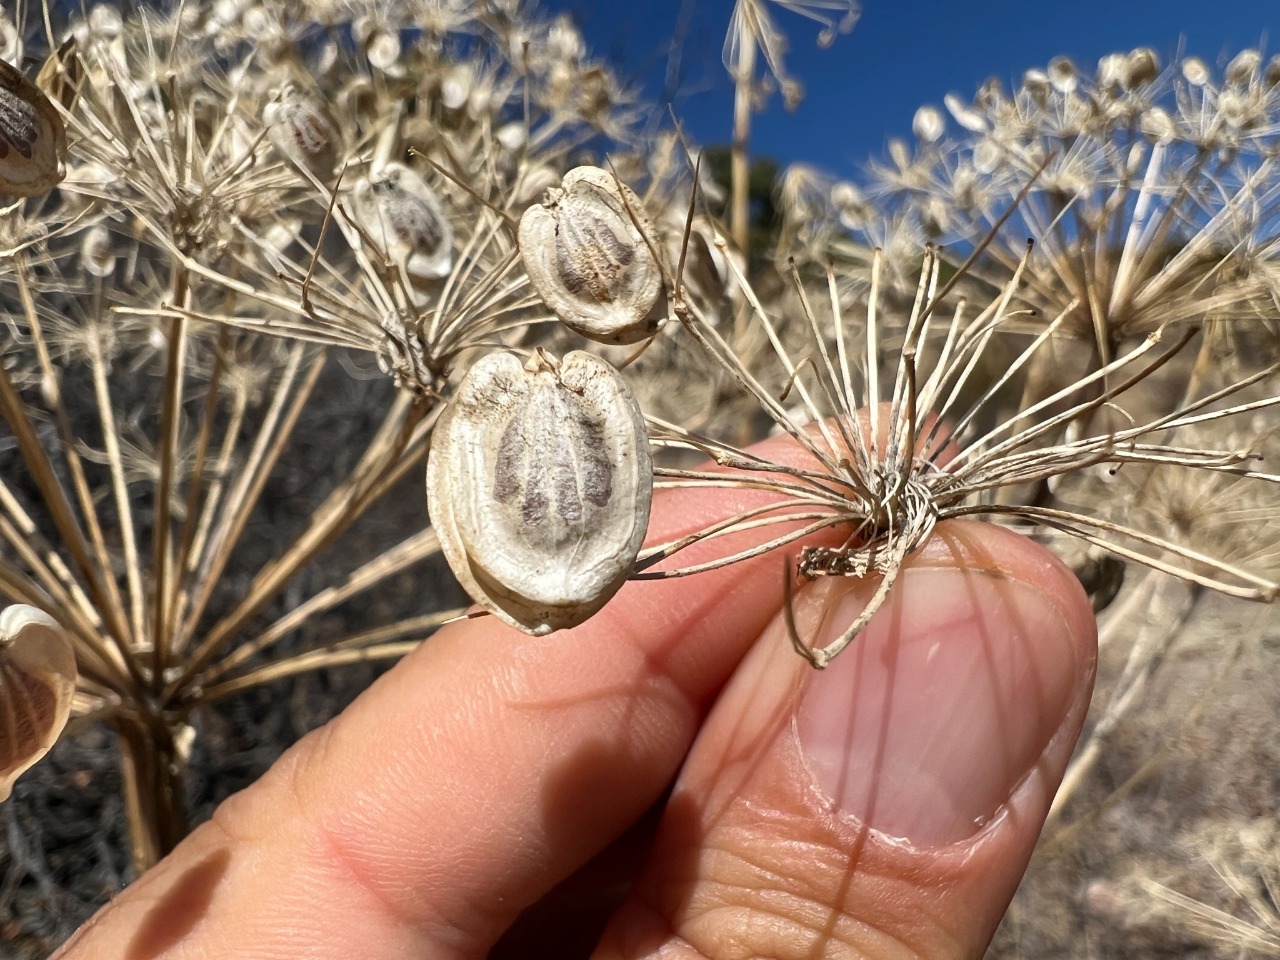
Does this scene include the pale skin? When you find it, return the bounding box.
[55,431,1097,960]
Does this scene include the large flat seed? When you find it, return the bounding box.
[427,349,653,634]
[519,166,665,345]
[352,162,453,280]
[0,59,67,197]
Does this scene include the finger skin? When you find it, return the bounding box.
[54,434,840,960]
[594,520,1098,960]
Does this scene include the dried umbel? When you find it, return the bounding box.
[0,57,68,197]
[352,162,453,280]
[0,605,76,801]
[519,165,666,345]
[427,349,653,635]
[856,47,1280,357]
[649,247,1280,668]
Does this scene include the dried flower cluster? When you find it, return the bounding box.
[0,0,682,939]
[770,46,1280,958]
[786,49,1280,356]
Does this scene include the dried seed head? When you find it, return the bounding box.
[264,84,342,179]
[518,165,665,345]
[973,137,1002,174]
[1226,49,1261,86]
[1096,52,1129,91]
[0,605,76,801]
[1267,54,1280,88]
[440,64,472,110]
[1022,68,1051,102]
[496,121,526,152]
[427,349,653,635]
[512,163,561,206]
[0,58,68,197]
[352,162,453,280]
[367,30,403,74]
[1126,47,1160,87]
[943,91,987,133]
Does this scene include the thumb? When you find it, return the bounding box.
[593,520,1097,960]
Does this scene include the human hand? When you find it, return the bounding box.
[55,434,1096,960]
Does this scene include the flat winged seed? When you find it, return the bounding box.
[0,605,76,801]
[352,162,453,280]
[427,350,653,635]
[264,85,342,179]
[518,165,665,345]
[0,58,68,197]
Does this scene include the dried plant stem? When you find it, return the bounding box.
[175,344,322,656]
[0,483,116,672]
[205,528,442,683]
[113,712,187,873]
[15,269,135,663]
[168,393,437,695]
[730,13,755,258]
[170,324,232,644]
[151,272,191,684]
[200,640,425,702]
[0,360,131,653]
[87,319,148,655]
[172,354,251,635]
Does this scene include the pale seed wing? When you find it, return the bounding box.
[518,165,665,344]
[0,606,77,801]
[265,85,342,179]
[0,58,68,196]
[351,162,453,280]
[427,350,652,634]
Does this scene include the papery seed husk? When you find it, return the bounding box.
[265,85,342,179]
[0,58,68,197]
[426,349,653,635]
[0,605,76,801]
[518,165,665,345]
[352,162,453,280]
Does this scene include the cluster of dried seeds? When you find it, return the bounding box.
[425,164,673,633]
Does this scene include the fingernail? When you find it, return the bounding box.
[794,566,1085,845]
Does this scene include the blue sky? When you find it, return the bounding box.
[541,0,1278,179]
